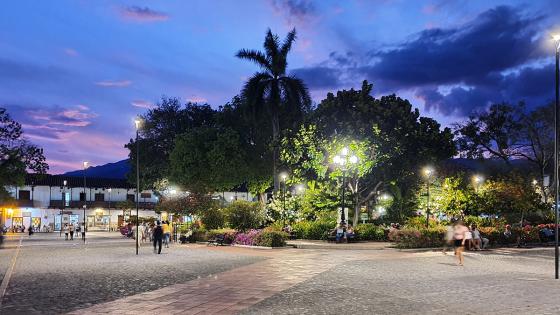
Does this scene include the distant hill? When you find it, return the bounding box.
[62,159,130,179]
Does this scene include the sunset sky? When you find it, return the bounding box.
[1,0,559,173]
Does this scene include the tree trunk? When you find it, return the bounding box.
[272,113,280,193]
[353,180,360,225]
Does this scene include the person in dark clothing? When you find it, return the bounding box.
[152,221,164,254]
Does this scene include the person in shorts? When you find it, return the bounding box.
[453,220,469,266]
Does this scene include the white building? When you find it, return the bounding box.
[0,174,158,231]
[0,174,257,232]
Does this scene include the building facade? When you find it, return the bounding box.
[0,174,158,232]
[0,174,257,232]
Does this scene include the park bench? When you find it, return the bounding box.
[207,234,225,246]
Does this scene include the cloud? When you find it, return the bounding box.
[291,67,341,89]
[119,6,169,22]
[95,80,132,87]
[269,0,316,26]
[131,100,155,109]
[186,96,208,103]
[64,48,78,57]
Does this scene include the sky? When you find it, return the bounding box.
[1,0,559,174]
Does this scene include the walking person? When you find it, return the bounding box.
[64,224,69,240]
[153,221,163,254]
[453,220,469,266]
[69,223,75,240]
[162,221,171,248]
[81,222,86,241]
[442,221,454,254]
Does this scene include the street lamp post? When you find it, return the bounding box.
[280,173,288,226]
[83,161,88,243]
[60,180,67,236]
[334,147,358,225]
[553,34,560,279]
[423,167,434,228]
[108,188,112,232]
[135,118,141,255]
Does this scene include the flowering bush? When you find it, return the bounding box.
[292,220,332,240]
[233,229,262,246]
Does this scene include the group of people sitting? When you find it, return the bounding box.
[445,223,489,251]
[328,223,356,243]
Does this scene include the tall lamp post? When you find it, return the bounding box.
[333,147,358,225]
[83,161,89,243]
[134,118,142,255]
[108,188,112,232]
[553,34,560,279]
[60,180,67,236]
[280,172,288,226]
[422,167,434,228]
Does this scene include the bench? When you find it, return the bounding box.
[207,234,225,246]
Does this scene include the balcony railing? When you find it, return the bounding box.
[49,200,155,210]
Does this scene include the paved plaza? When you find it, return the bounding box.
[1,233,560,314]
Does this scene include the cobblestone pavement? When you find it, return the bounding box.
[243,249,560,315]
[0,242,263,314]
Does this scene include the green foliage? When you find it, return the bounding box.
[170,127,248,193]
[291,220,333,240]
[0,108,48,201]
[354,224,387,241]
[225,201,264,231]
[200,207,225,230]
[389,227,446,248]
[255,230,288,247]
[265,190,303,223]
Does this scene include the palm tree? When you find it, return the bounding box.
[236,28,311,192]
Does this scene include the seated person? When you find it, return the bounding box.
[345,225,356,241]
[335,224,345,242]
[542,227,554,241]
[471,224,482,250]
[464,228,473,250]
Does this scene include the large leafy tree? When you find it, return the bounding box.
[0,108,48,201]
[169,126,248,193]
[281,81,456,224]
[125,97,217,191]
[236,28,311,192]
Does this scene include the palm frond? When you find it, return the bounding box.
[236,49,271,70]
[241,72,273,118]
[280,28,297,57]
[279,76,312,113]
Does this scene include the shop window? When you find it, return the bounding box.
[19,190,31,200]
[95,193,105,202]
[140,192,151,199]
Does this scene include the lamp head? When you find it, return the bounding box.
[63,180,67,186]
[553,34,560,42]
[134,118,142,130]
[280,172,288,180]
[422,167,434,177]
[83,161,89,168]
[349,155,358,164]
[296,184,304,192]
[473,175,483,184]
[341,147,349,156]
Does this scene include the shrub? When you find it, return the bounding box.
[292,220,333,240]
[225,201,264,231]
[355,224,387,241]
[190,227,208,242]
[233,229,262,246]
[255,230,288,247]
[201,207,225,230]
[405,216,440,229]
[389,227,446,248]
[207,228,237,245]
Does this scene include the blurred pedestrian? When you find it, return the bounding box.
[162,221,171,248]
[69,224,75,240]
[81,222,86,241]
[442,221,454,254]
[453,220,469,266]
[64,224,69,240]
[153,221,163,254]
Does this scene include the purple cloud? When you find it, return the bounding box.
[131,100,155,109]
[119,6,169,22]
[95,80,132,87]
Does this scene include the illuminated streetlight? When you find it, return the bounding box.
[333,147,359,225]
[422,166,435,228]
[134,117,142,255]
[279,172,288,226]
[553,33,560,279]
[83,161,89,243]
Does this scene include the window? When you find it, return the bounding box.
[19,190,31,200]
[95,193,105,202]
[61,192,70,207]
[127,194,135,202]
[80,192,86,202]
[140,192,151,199]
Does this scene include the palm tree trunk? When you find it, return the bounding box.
[272,113,280,192]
